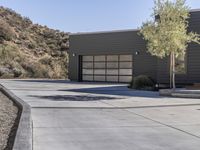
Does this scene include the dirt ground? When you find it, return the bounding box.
[0,91,18,150]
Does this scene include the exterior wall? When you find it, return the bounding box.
[187,11,200,83]
[69,30,158,82]
[157,11,200,84]
[68,52,79,81]
[69,11,200,84]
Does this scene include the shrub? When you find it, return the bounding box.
[21,62,50,78]
[60,43,68,51]
[0,67,11,76]
[31,64,49,78]
[13,68,23,77]
[0,73,14,79]
[0,45,15,61]
[130,75,155,90]
[39,54,52,65]
[0,19,15,42]
[27,42,36,49]
[0,45,24,63]
[23,17,32,25]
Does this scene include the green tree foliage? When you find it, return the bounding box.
[140,0,200,89]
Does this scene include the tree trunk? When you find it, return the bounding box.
[170,53,173,89]
[172,52,176,90]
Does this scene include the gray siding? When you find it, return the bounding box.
[187,12,200,83]
[134,51,157,81]
[70,30,140,54]
[157,58,170,84]
[69,30,157,81]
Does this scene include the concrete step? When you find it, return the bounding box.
[160,89,200,98]
[172,92,200,99]
[174,90,200,94]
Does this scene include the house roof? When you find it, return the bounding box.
[190,9,200,12]
[69,29,139,36]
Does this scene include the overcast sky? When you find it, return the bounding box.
[1,0,200,33]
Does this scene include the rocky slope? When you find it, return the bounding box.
[0,7,69,78]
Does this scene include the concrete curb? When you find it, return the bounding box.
[159,89,173,96]
[0,85,32,150]
[159,89,200,99]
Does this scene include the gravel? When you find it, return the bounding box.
[0,91,18,150]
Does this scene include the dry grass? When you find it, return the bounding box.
[0,6,69,79]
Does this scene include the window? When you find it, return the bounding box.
[175,54,186,74]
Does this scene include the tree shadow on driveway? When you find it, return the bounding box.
[28,95,122,101]
[13,80,114,85]
[13,80,161,99]
[59,86,161,99]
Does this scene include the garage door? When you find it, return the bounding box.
[82,55,133,83]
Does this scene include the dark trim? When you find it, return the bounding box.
[132,54,134,80]
[78,55,82,82]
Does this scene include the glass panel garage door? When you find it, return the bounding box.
[82,55,133,83]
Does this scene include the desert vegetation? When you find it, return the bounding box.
[0,7,69,79]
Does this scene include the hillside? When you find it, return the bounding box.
[0,7,69,79]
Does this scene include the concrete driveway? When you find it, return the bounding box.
[1,79,200,150]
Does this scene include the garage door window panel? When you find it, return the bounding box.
[94,76,106,81]
[119,69,132,75]
[83,62,93,69]
[120,55,132,61]
[94,69,106,75]
[107,62,119,69]
[94,56,106,62]
[94,62,106,69]
[83,75,93,81]
[106,69,119,75]
[82,69,93,75]
[119,76,132,82]
[120,62,132,68]
[83,56,93,62]
[107,55,118,61]
[106,76,118,82]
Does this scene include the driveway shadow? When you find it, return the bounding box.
[28,95,122,101]
[13,80,117,85]
[59,86,161,99]
[13,80,161,99]
[13,79,72,84]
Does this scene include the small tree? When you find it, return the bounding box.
[140,0,200,90]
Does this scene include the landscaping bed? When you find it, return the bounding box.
[0,91,19,150]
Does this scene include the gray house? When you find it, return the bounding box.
[69,10,200,84]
